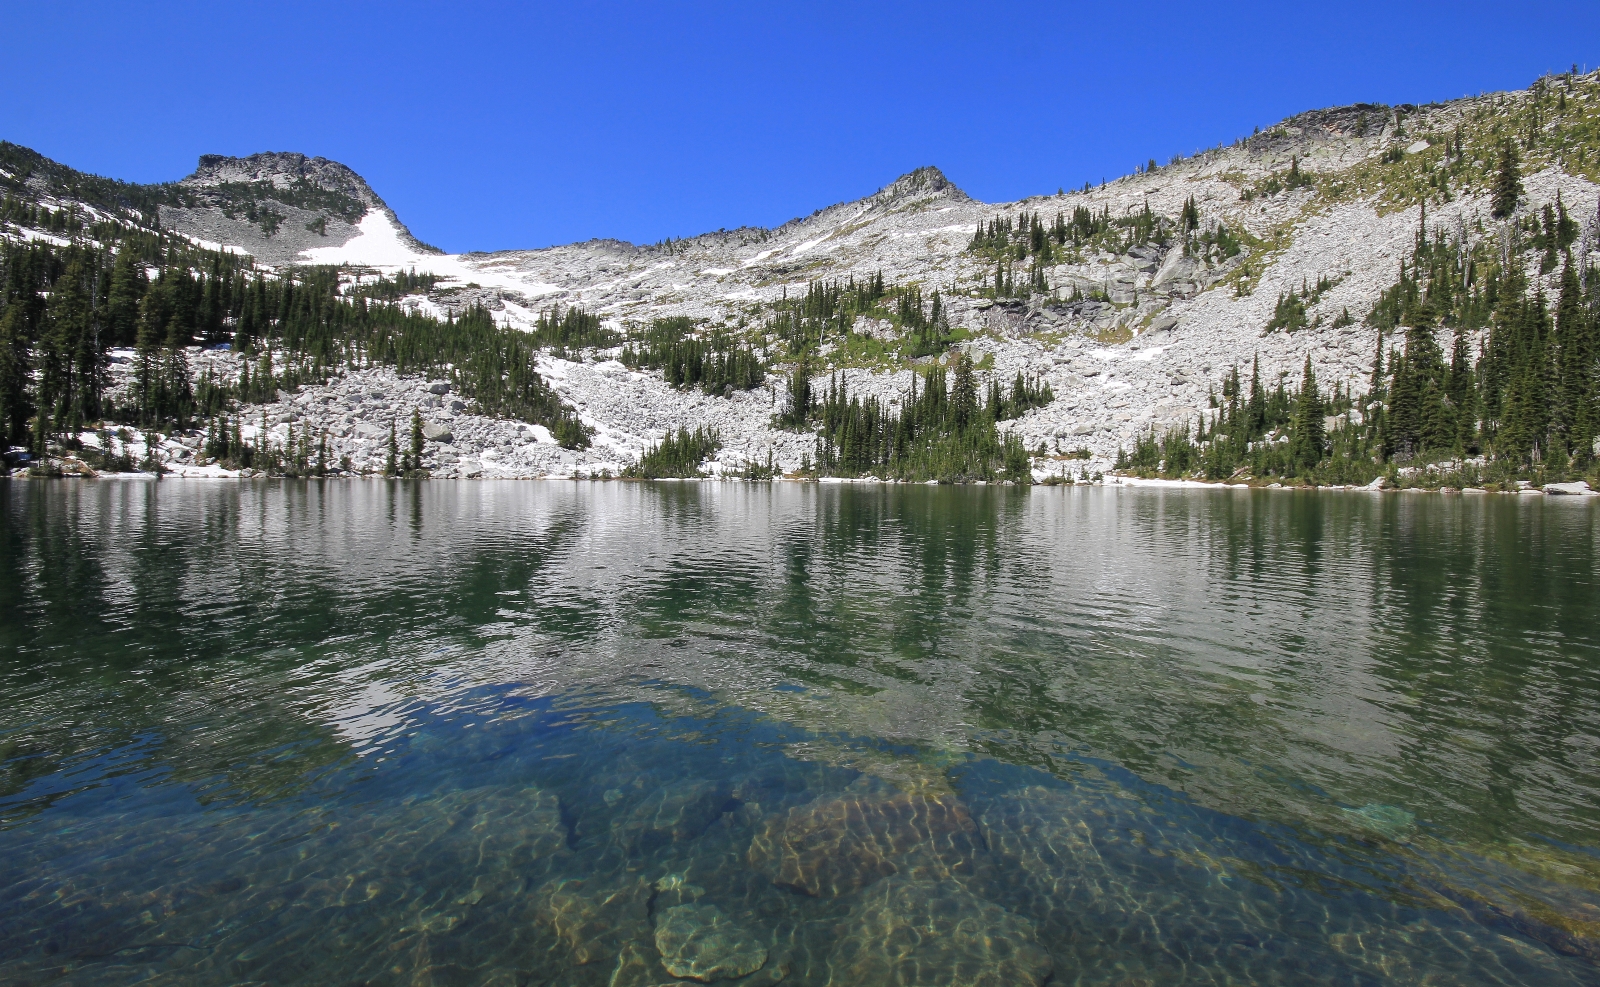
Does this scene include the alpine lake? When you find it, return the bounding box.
[2,479,1599,987]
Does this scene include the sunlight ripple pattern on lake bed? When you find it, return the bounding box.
[1,480,1598,985]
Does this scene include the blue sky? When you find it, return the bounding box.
[2,1,1595,252]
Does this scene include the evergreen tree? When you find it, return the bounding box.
[1555,258,1593,459]
[385,421,398,476]
[1491,140,1522,219]
[778,356,813,429]
[1388,350,1418,459]
[1367,331,1386,400]
[1180,196,1200,234]
[36,268,77,437]
[105,247,146,348]
[625,426,722,479]
[1289,356,1324,472]
[1500,296,1552,462]
[1448,326,1477,452]
[951,352,977,429]
[0,306,30,450]
[1246,355,1266,437]
[162,290,194,430]
[409,407,424,474]
[134,284,165,425]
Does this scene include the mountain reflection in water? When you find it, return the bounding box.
[2,480,1597,985]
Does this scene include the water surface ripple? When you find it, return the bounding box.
[2,480,1598,985]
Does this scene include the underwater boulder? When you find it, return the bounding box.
[654,903,769,982]
[826,878,1052,987]
[534,874,654,966]
[747,790,989,897]
[612,778,733,852]
[974,785,1119,908]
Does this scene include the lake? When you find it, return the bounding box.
[2,479,1598,986]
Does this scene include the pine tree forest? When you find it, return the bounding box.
[776,353,1035,483]
[1120,211,1600,489]
[0,221,595,474]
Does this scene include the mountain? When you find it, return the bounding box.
[0,145,435,265]
[3,73,1600,484]
[158,151,439,266]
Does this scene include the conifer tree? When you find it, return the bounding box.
[409,408,424,473]
[162,301,194,430]
[1388,351,1417,459]
[1180,196,1199,233]
[385,421,398,476]
[1368,331,1386,401]
[37,268,77,438]
[1500,296,1552,462]
[951,353,977,429]
[1491,140,1522,219]
[780,356,813,429]
[1246,355,1266,437]
[1555,257,1593,458]
[1448,326,1477,452]
[134,287,165,425]
[105,247,146,348]
[1287,357,1325,472]
[0,307,30,450]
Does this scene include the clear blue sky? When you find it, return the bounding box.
[2,1,1595,252]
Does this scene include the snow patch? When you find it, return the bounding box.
[299,210,423,267]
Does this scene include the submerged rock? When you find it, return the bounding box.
[974,785,1119,907]
[283,783,569,922]
[826,878,1052,987]
[972,784,1222,981]
[747,790,988,897]
[654,903,769,982]
[608,939,676,987]
[612,778,733,852]
[534,875,654,966]
[1341,802,1417,840]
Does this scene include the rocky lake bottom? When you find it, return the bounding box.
[1,481,1597,986]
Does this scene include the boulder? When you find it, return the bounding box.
[428,381,451,395]
[747,789,988,897]
[606,940,667,987]
[216,784,571,943]
[422,423,453,443]
[1151,246,1198,288]
[1543,480,1594,496]
[654,903,768,982]
[827,878,1052,987]
[534,875,653,966]
[611,778,731,852]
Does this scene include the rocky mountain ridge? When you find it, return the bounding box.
[6,74,1600,479]
[159,151,438,266]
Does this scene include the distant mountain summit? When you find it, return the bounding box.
[873,166,967,203]
[158,151,433,264]
[184,152,386,206]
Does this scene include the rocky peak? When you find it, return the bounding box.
[870,166,970,208]
[183,152,385,207]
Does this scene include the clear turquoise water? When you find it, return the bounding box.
[2,480,1598,985]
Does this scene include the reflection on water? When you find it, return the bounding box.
[2,480,1598,985]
